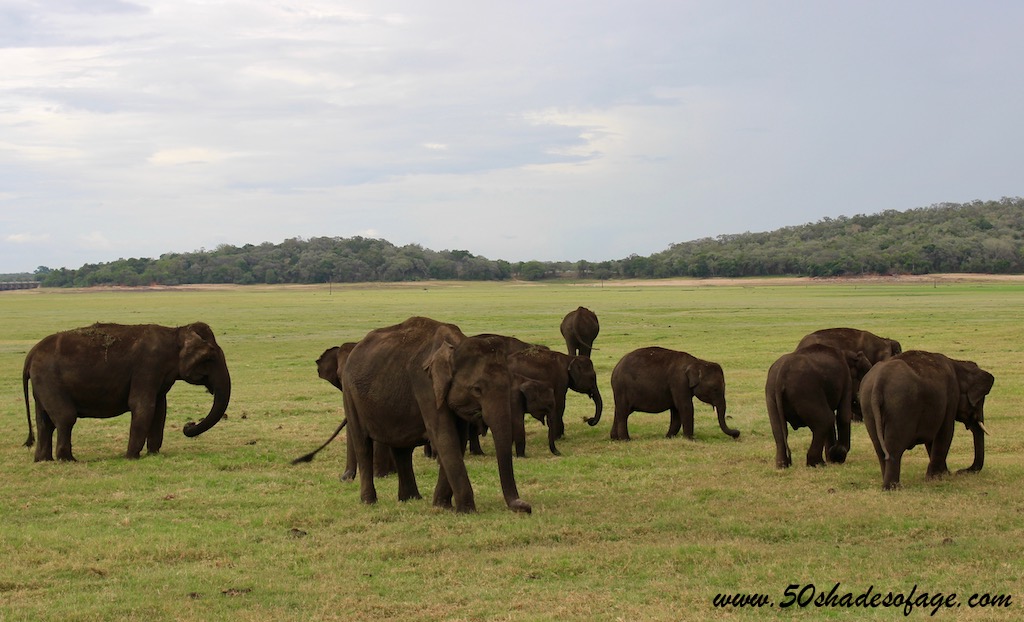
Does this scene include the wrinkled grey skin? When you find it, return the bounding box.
[560,306,600,357]
[23,322,231,461]
[467,374,556,458]
[860,350,993,490]
[610,347,738,441]
[291,344,396,479]
[341,317,530,514]
[797,328,901,417]
[765,344,872,468]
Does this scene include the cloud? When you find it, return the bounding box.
[6,233,51,244]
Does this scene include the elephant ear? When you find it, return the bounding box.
[966,368,995,408]
[845,350,872,379]
[316,346,342,387]
[685,363,703,390]
[424,341,456,410]
[180,329,217,379]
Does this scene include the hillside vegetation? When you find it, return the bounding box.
[31,197,1024,287]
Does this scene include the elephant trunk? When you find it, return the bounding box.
[183,368,231,438]
[960,420,986,473]
[584,388,603,426]
[483,393,532,513]
[716,400,740,439]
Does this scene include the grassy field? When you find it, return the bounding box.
[1,279,1022,621]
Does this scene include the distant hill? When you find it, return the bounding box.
[34,197,1024,287]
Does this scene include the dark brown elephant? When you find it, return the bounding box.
[341,317,530,513]
[765,345,872,468]
[467,375,556,458]
[610,347,738,441]
[860,350,993,490]
[22,322,231,461]
[560,306,600,357]
[506,346,603,455]
[291,344,396,479]
[797,328,902,420]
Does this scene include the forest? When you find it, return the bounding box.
[17,197,1024,287]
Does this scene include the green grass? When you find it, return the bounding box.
[1,280,1022,621]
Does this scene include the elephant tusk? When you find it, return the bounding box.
[977,421,990,436]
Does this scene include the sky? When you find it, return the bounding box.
[2,1,1023,273]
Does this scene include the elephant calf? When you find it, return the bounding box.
[560,306,600,357]
[860,350,993,490]
[610,347,738,441]
[23,322,231,461]
[765,345,871,468]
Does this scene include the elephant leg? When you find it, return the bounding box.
[767,411,792,469]
[667,406,682,438]
[430,429,475,512]
[806,427,827,467]
[33,402,56,462]
[882,448,904,490]
[391,447,421,501]
[341,432,357,482]
[146,395,168,455]
[926,417,955,480]
[610,402,631,441]
[373,441,397,477]
[54,418,77,462]
[513,412,527,458]
[126,397,157,459]
[578,345,592,358]
[680,399,695,439]
[354,435,378,505]
[468,428,485,456]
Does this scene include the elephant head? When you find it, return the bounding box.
[179,323,232,438]
[425,334,529,513]
[686,360,738,438]
[885,338,903,358]
[568,356,603,427]
[954,359,995,473]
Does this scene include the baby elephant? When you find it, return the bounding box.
[765,344,872,468]
[610,347,739,441]
[860,350,994,490]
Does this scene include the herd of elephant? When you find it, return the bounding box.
[19,306,994,514]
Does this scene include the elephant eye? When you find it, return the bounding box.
[470,384,484,398]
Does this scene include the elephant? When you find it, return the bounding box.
[797,328,902,420]
[291,344,396,480]
[610,347,738,441]
[506,345,603,455]
[560,306,600,357]
[341,316,531,513]
[859,350,994,490]
[765,344,872,468]
[22,322,231,461]
[467,375,557,458]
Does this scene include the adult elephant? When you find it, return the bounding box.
[859,350,993,490]
[765,345,872,468]
[797,328,901,365]
[560,306,599,357]
[341,317,531,513]
[610,347,738,441]
[291,344,396,480]
[22,322,231,461]
[797,328,902,420]
[506,345,603,455]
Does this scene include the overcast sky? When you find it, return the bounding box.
[2,1,1023,273]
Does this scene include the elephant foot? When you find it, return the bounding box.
[882,481,902,491]
[340,469,356,482]
[507,499,532,514]
[956,466,982,475]
[827,446,848,464]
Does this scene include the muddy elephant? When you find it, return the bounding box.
[506,345,603,455]
[22,322,231,461]
[610,347,738,441]
[341,316,531,513]
[292,344,396,479]
[560,306,599,357]
[765,344,872,468]
[860,350,993,490]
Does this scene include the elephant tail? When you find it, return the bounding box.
[291,419,347,464]
[22,356,34,448]
[866,384,891,462]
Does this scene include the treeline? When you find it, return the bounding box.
[31,197,1024,287]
